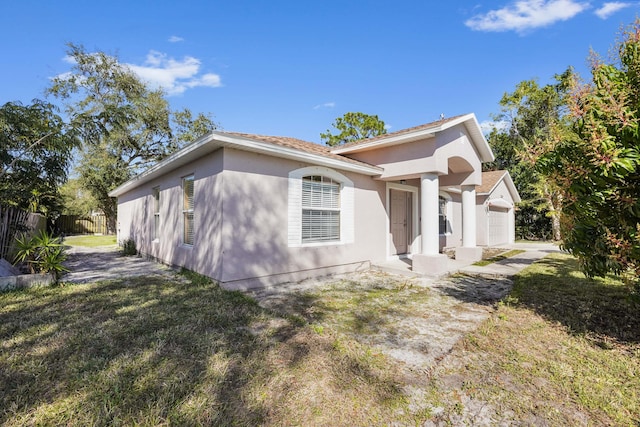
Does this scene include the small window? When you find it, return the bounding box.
[439,196,447,235]
[182,175,194,245]
[152,187,160,240]
[302,175,340,242]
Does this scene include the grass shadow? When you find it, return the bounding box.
[508,253,640,346]
[0,271,410,425]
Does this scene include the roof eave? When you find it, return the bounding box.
[330,130,436,154]
[109,132,382,197]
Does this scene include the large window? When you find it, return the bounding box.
[182,175,194,245]
[152,187,160,240]
[301,175,341,242]
[288,166,353,247]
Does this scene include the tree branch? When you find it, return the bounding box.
[0,132,53,180]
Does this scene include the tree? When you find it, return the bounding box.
[538,21,640,285]
[320,112,386,146]
[489,72,574,241]
[484,129,552,240]
[0,100,78,215]
[47,43,216,233]
[59,178,99,216]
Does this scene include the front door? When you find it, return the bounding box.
[390,189,412,255]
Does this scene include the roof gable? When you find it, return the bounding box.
[330,113,494,163]
[478,170,521,203]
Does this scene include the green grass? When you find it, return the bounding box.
[473,249,525,266]
[0,271,410,426]
[427,253,640,425]
[63,234,117,247]
[2,254,638,425]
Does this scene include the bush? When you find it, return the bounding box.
[13,230,69,283]
[120,238,137,256]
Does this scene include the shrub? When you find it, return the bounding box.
[120,238,137,256]
[13,230,69,283]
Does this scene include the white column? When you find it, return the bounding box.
[461,185,477,248]
[420,173,440,255]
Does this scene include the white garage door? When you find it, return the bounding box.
[488,207,509,246]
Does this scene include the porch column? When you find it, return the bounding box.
[461,185,476,247]
[413,173,448,275]
[455,184,483,262]
[420,173,440,255]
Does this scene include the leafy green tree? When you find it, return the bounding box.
[320,112,387,146]
[0,100,78,215]
[488,71,574,241]
[538,21,640,284]
[59,178,99,216]
[484,129,551,240]
[47,43,216,232]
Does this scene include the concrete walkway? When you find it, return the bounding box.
[373,242,561,279]
[63,245,175,284]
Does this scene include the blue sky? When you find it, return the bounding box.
[1,1,638,143]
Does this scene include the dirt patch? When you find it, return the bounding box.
[250,270,515,423]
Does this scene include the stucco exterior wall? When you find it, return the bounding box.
[117,147,388,289]
[476,196,489,246]
[116,149,224,279]
[343,125,482,185]
[219,148,387,288]
[443,192,463,249]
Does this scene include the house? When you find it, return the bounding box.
[109,113,520,290]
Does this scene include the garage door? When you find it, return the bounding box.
[488,207,509,246]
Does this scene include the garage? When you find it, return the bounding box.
[488,205,510,246]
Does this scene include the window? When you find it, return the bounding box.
[302,175,340,242]
[439,193,452,235]
[152,187,160,240]
[288,166,354,246]
[182,175,194,245]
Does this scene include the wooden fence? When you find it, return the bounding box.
[0,206,30,260]
[53,214,109,235]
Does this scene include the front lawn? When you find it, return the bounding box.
[1,254,638,425]
[0,271,409,426]
[427,253,640,425]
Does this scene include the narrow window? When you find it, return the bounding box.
[301,175,340,242]
[439,195,447,235]
[182,175,194,245]
[152,187,160,240]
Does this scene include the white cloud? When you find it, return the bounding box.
[313,102,336,110]
[125,51,222,95]
[480,120,509,134]
[465,0,590,33]
[384,124,393,130]
[595,2,632,18]
[168,35,184,43]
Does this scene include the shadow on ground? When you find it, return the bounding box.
[509,254,640,346]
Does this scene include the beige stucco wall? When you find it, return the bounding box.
[343,125,482,186]
[116,148,224,279]
[219,148,387,288]
[116,147,388,289]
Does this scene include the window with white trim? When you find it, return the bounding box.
[152,187,160,240]
[182,175,194,245]
[288,166,354,247]
[302,175,340,242]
